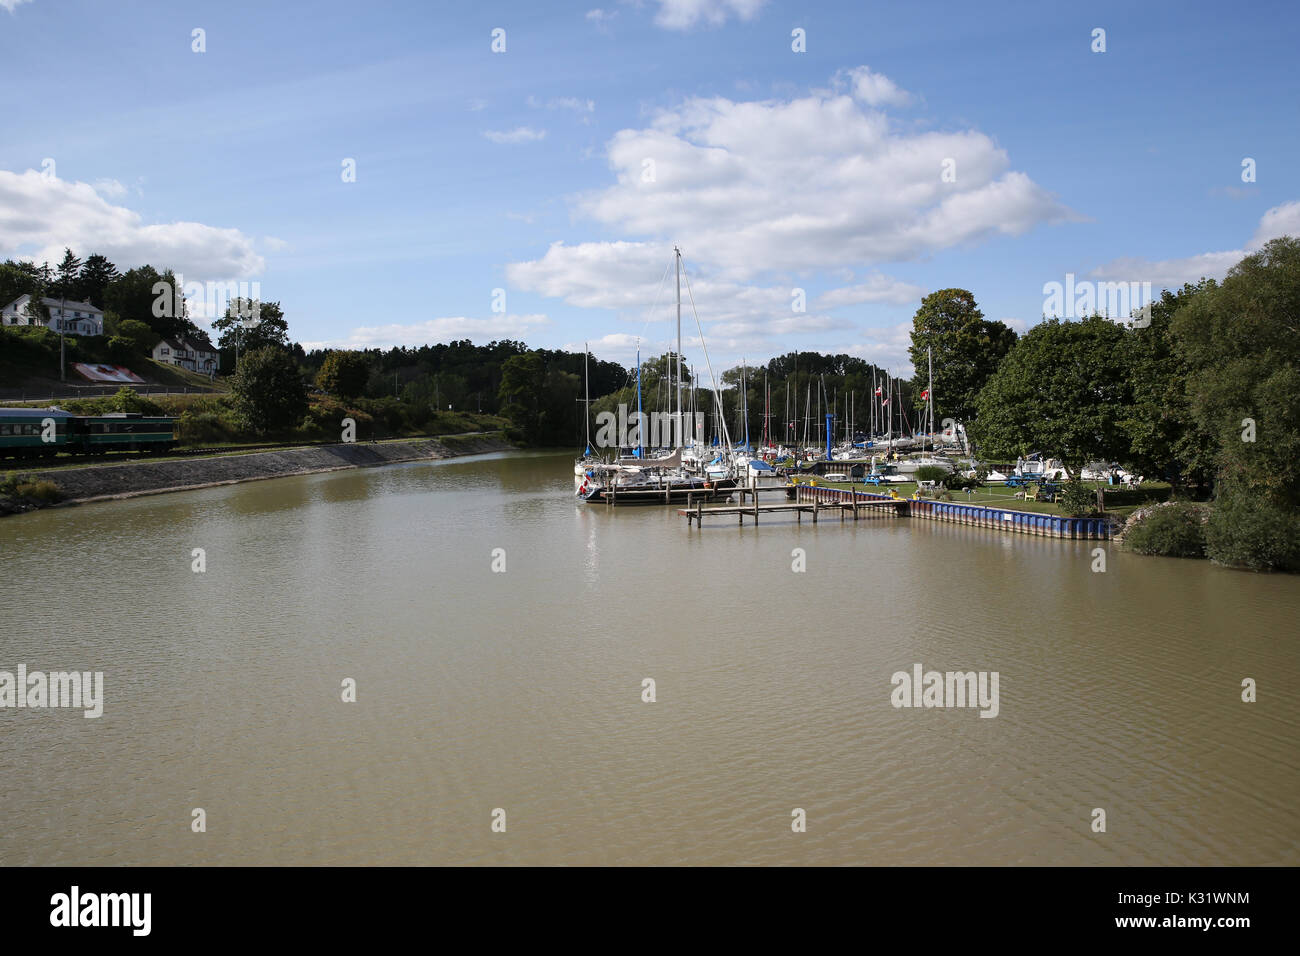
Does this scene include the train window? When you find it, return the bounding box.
[0,425,10,435]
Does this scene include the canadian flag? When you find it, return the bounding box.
[874,385,882,396]
[921,389,930,400]
[881,397,889,406]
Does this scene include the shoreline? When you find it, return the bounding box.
[0,433,516,515]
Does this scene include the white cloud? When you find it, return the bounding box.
[483,126,547,144]
[586,8,617,25]
[1089,199,1300,287]
[262,236,290,252]
[569,71,1073,280]
[814,274,925,309]
[838,66,912,108]
[654,0,766,30]
[0,168,264,279]
[91,178,127,198]
[301,314,551,350]
[1,0,34,13]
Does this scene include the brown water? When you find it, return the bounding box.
[0,451,1296,865]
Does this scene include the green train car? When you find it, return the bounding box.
[0,408,178,458]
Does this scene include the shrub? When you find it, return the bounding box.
[913,465,949,484]
[0,474,63,503]
[15,479,62,503]
[1058,479,1100,516]
[1205,488,1300,572]
[106,387,163,416]
[1122,502,1207,558]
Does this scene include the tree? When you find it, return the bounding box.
[116,319,161,355]
[1170,236,1300,508]
[78,254,120,308]
[230,346,308,435]
[498,352,545,443]
[970,315,1130,476]
[908,289,1017,427]
[1116,281,1216,492]
[213,299,290,370]
[316,350,371,399]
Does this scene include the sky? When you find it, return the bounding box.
[1,0,1298,377]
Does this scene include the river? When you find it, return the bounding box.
[1,451,1296,865]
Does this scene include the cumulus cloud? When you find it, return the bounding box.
[302,314,551,350]
[1090,199,1300,287]
[1,0,34,13]
[653,0,766,30]
[507,240,913,330]
[0,168,264,278]
[483,127,547,144]
[566,73,1073,280]
[814,274,925,309]
[838,66,912,108]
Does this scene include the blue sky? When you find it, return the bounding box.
[2,0,1297,375]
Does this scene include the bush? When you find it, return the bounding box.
[1058,479,1100,516]
[0,473,63,503]
[913,465,949,484]
[176,409,239,445]
[1122,502,1207,557]
[105,387,163,416]
[944,472,982,491]
[16,479,62,503]
[1205,488,1300,572]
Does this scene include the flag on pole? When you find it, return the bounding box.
[881,397,889,406]
[874,385,882,396]
[921,389,930,400]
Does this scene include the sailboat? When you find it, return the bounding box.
[892,346,953,474]
[577,247,740,505]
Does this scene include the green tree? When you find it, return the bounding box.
[1115,282,1217,492]
[316,349,371,399]
[1171,237,1300,508]
[230,346,308,435]
[908,289,1017,426]
[213,299,290,370]
[970,315,1130,476]
[77,254,120,308]
[498,352,546,443]
[116,319,160,355]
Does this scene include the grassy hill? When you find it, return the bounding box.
[0,325,224,392]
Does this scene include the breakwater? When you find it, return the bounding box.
[4,433,514,512]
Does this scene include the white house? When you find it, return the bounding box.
[153,334,219,374]
[1,295,105,336]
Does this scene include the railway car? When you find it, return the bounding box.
[0,408,177,458]
[72,412,178,454]
[0,408,73,458]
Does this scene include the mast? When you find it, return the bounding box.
[583,342,591,454]
[927,344,935,456]
[742,358,749,449]
[636,346,643,459]
[674,245,683,449]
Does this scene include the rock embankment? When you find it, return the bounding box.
[5,434,514,510]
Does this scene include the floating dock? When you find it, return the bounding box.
[681,483,1116,539]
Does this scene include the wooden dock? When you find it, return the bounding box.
[679,485,906,526]
[679,482,1117,538]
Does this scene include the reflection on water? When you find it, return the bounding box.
[0,451,1296,865]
